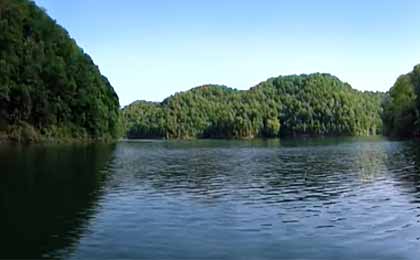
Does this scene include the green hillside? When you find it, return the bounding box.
[0,0,121,143]
[123,74,384,139]
[382,65,420,137]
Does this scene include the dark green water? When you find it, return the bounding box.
[1,137,420,259]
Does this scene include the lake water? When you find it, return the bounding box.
[1,137,420,259]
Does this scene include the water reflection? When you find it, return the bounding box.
[3,138,420,259]
[0,144,115,259]
[114,139,394,204]
[84,139,420,259]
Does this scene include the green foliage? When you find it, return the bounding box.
[123,101,166,139]
[123,74,384,139]
[0,0,120,142]
[382,66,420,137]
[6,121,40,143]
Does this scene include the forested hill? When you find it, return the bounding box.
[382,65,420,137]
[123,73,384,139]
[0,0,121,143]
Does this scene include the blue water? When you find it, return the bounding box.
[1,137,420,259]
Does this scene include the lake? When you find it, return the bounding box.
[1,137,420,259]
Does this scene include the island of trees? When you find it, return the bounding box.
[2,0,420,143]
[123,74,384,139]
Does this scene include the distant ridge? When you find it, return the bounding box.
[123,73,384,139]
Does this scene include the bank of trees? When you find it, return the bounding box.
[0,0,121,142]
[4,0,401,142]
[382,65,420,137]
[123,74,384,139]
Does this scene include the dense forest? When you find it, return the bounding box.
[382,65,420,137]
[4,0,420,143]
[123,74,384,139]
[0,0,121,143]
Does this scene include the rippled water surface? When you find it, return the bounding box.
[2,137,420,259]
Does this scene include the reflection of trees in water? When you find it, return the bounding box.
[350,143,389,183]
[0,144,115,259]
[123,140,393,205]
[262,143,389,203]
[384,141,420,195]
[3,140,419,258]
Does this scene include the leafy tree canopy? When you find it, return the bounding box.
[382,65,420,137]
[123,74,384,139]
[0,0,121,142]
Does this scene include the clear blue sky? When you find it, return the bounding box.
[35,0,420,106]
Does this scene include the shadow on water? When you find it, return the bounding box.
[4,138,420,259]
[0,143,116,259]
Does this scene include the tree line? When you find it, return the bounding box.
[4,0,420,143]
[123,74,384,139]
